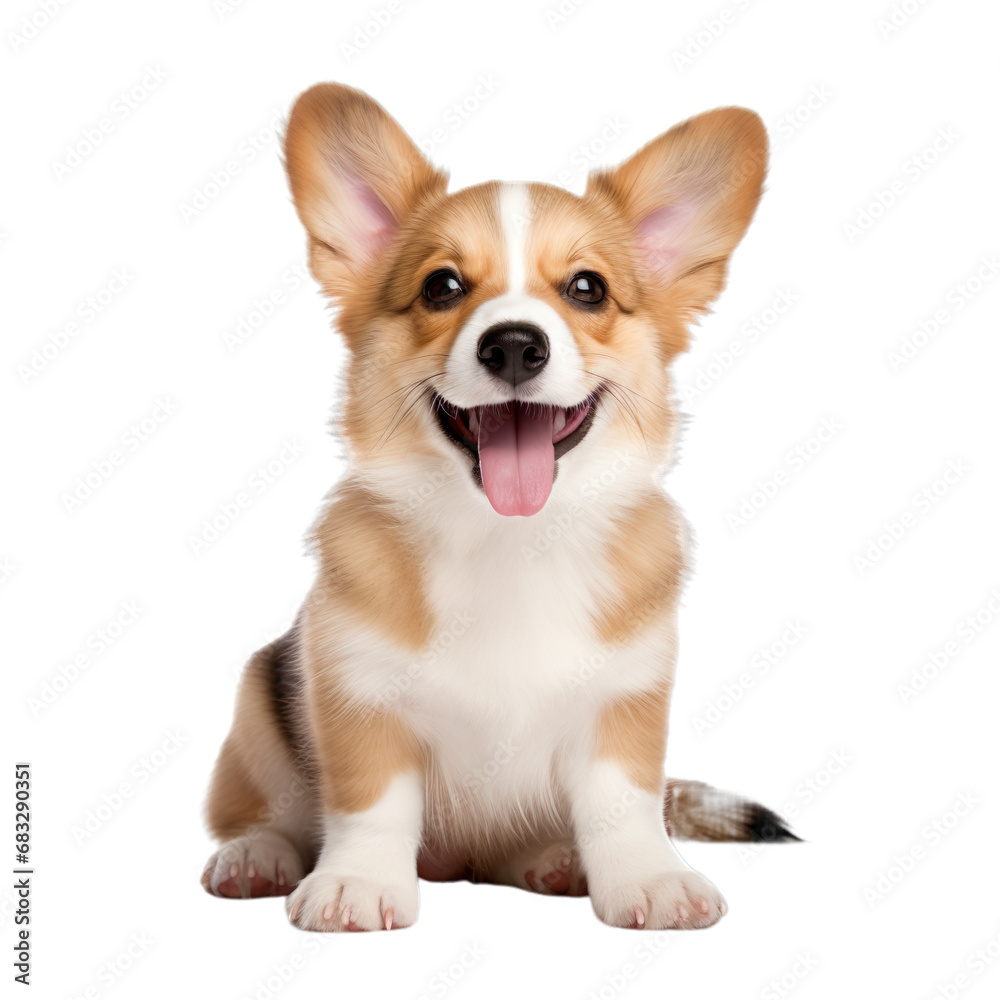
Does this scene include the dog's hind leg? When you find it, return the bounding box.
[201,630,318,898]
[488,839,588,896]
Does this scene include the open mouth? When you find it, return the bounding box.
[432,392,599,517]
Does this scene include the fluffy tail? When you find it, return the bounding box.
[664,779,801,843]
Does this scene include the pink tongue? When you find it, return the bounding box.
[478,403,554,516]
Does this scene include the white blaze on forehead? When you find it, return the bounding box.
[438,183,590,409]
[500,182,531,294]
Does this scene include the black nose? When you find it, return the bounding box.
[476,322,549,387]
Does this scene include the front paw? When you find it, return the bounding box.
[285,870,418,932]
[591,868,726,930]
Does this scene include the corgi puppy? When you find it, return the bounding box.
[201,83,795,932]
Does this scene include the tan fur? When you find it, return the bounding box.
[597,685,672,793]
[592,498,686,804]
[594,493,686,646]
[308,481,433,651]
[525,183,642,318]
[203,86,780,921]
[302,659,423,814]
[294,481,431,814]
[205,737,270,840]
[204,643,301,839]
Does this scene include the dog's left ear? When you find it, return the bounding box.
[587,107,767,315]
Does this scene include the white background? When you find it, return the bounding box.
[4,0,1000,997]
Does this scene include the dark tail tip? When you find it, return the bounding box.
[663,778,804,843]
[745,804,803,844]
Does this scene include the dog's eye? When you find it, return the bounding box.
[566,271,606,306]
[422,269,466,308]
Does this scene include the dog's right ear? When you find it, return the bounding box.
[284,84,448,297]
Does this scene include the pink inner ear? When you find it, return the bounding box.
[636,202,701,282]
[348,177,398,262]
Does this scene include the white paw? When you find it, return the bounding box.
[285,869,418,932]
[591,868,727,930]
[201,830,304,898]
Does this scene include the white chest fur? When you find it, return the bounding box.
[334,453,678,843]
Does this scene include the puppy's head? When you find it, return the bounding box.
[285,84,767,517]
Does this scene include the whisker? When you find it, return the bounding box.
[581,361,670,412]
[373,373,443,451]
[583,370,652,458]
[368,368,446,408]
[382,380,446,451]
